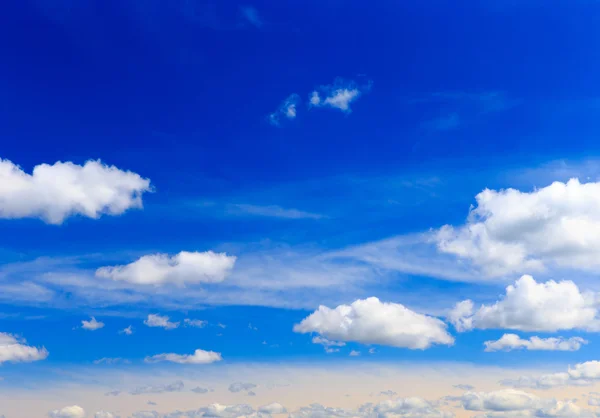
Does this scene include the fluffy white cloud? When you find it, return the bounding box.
[143,314,180,330]
[309,79,370,113]
[461,389,598,417]
[258,403,287,414]
[484,334,587,352]
[370,397,453,418]
[48,405,85,418]
[436,178,600,276]
[144,348,222,365]
[81,316,104,331]
[448,275,600,332]
[294,297,454,349]
[0,332,48,364]
[95,251,236,286]
[0,159,151,224]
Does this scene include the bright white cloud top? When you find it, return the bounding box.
[309,78,371,113]
[48,405,85,418]
[0,159,151,224]
[144,348,222,364]
[95,251,236,286]
[294,297,454,349]
[437,178,600,276]
[484,334,587,352]
[448,275,600,332]
[0,332,48,364]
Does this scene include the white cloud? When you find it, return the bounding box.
[0,158,151,224]
[269,94,301,126]
[501,361,600,389]
[436,178,600,276]
[312,336,345,353]
[94,412,118,418]
[448,275,600,332]
[349,350,360,356]
[119,325,133,335]
[0,332,48,364]
[81,316,104,331]
[259,403,287,414]
[93,357,130,365]
[460,389,598,417]
[95,251,236,286]
[484,334,587,352]
[309,78,371,113]
[294,297,454,349]
[184,318,207,328]
[48,405,85,418]
[144,314,180,330]
[370,397,454,418]
[144,348,222,365]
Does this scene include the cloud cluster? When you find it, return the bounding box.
[48,405,86,418]
[448,275,600,332]
[229,382,257,393]
[269,78,371,126]
[501,361,600,389]
[0,332,48,364]
[95,251,236,286]
[144,348,222,365]
[294,297,454,349]
[0,159,151,224]
[436,178,600,276]
[144,314,180,330]
[130,380,185,395]
[311,336,346,353]
[484,334,587,352]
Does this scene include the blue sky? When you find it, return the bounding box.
[4,1,600,418]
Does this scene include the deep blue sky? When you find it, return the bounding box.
[2,0,600,391]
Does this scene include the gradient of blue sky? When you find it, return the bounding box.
[3,1,600,418]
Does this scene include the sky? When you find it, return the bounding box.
[4,0,600,417]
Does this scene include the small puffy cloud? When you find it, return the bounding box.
[269,94,301,126]
[448,275,600,332]
[81,316,104,331]
[0,159,151,224]
[184,319,207,328]
[144,314,180,330]
[119,325,133,335]
[259,403,287,414]
[369,397,454,418]
[229,382,257,393]
[0,332,48,364]
[144,348,222,365]
[48,405,85,418]
[294,297,454,349]
[197,404,256,418]
[436,178,600,276]
[349,350,361,356]
[484,334,587,352]
[130,381,184,395]
[309,78,371,113]
[95,251,236,286]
